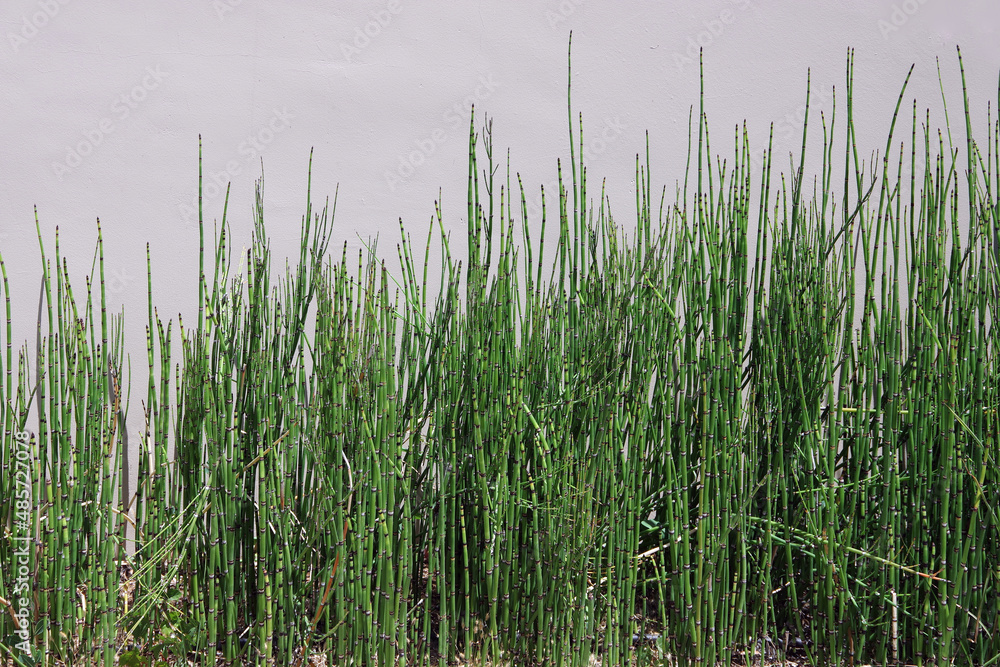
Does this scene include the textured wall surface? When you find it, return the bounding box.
[1,0,997,451]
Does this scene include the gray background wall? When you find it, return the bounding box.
[1,0,997,453]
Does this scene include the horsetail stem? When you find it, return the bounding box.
[1,42,997,667]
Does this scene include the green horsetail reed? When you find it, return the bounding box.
[2,39,998,666]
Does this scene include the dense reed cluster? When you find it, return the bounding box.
[2,43,998,666]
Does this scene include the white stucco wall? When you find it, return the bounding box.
[1,0,997,458]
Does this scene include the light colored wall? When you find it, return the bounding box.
[1,0,997,454]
